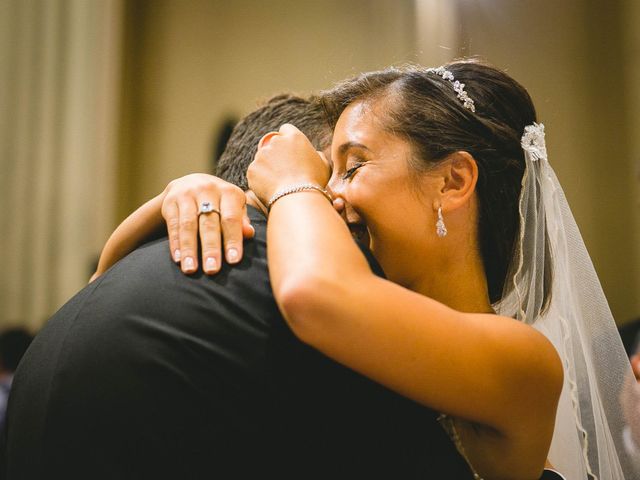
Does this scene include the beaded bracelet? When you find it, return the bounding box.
[266,183,332,210]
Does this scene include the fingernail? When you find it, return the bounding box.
[174,249,181,262]
[205,257,217,272]
[227,248,238,263]
[183,257,195,271]
[249,225,255,236]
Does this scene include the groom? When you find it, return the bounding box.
[3,95,466,479]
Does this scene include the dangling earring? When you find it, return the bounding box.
[436,207,447,237]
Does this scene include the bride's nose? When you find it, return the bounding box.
[326,178,345,214]
[332,197,345,214]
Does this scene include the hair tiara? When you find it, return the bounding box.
[425,68,547,165]
[426,66,476,113]
[521,122,547,162]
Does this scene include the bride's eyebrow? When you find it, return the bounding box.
[338,141,371,157]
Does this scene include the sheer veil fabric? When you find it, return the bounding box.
[495,123,637,479]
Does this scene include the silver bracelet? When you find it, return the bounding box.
[266,183,332,210]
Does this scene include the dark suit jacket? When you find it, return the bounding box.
[4,207,472,479]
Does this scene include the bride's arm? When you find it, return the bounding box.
[250,125,563,480]
[91,193,165,281]
[268,193,562,477]
[92,174,253,281]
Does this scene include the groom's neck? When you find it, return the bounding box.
[245,190,267,217]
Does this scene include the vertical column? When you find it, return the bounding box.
[414,0,461,66]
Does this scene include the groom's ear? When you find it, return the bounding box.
[438,151,478,213]
[316,151,333,181]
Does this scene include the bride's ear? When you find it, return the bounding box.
[437,151,478,213]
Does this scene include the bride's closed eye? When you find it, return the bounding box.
[342,161,365,180]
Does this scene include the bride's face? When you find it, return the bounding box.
[327,99,443,286]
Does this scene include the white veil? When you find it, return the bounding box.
[495,123,637,479]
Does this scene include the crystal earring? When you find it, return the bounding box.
[436,207,447,237]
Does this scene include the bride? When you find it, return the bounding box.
[95,61,635,479]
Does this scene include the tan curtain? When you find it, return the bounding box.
[0,0,122,331]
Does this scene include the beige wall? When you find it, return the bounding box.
[118,0,417,218]
[456,0,640,322]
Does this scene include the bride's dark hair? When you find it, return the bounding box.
[320,60,538,304]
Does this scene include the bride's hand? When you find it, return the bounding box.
[161,174,255,275]
[248,124,331,206]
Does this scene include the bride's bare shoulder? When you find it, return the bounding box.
[469,311,564,395]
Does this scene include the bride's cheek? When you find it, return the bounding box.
[344,186,371,216]
[350,176,375,201]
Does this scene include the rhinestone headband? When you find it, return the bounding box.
[426,66,476,113]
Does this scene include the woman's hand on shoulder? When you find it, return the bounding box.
[161,174,254,275]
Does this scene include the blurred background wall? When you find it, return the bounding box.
[1,0,639,331]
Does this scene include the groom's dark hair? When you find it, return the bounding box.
[216,94,332,190]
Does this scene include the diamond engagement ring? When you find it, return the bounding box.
[198,201,220,216]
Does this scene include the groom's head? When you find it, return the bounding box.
[216,94,332,191]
